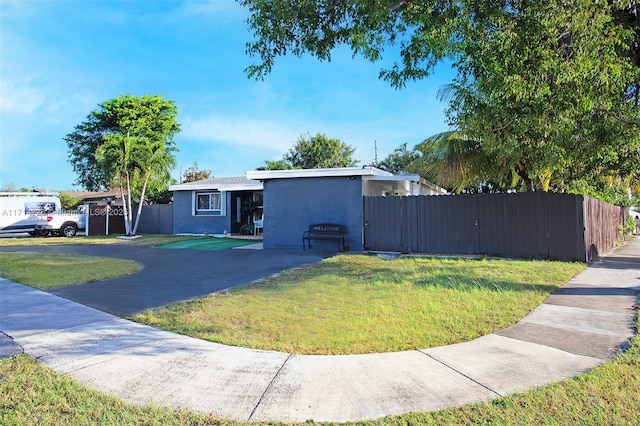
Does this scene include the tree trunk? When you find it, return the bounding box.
[132,173,150,236]
[515,162,535,192]
[123,173,133,236]
[119,182,131,236]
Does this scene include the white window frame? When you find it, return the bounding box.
[192,191,226,216]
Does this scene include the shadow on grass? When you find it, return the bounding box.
[283,257,562,294]
[411,271,560,293]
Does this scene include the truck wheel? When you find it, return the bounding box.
[61,223,77,237]
[36,229,50,237]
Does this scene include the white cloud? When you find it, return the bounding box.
[179,105,450,168]
[181,114,308,152]
[0,1,38,18]
[0,77,45,115]
[0,70,102,126]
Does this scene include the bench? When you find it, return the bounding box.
[302,224,347,251]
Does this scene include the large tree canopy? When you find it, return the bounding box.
[66,94,180,235]
[240,0,640,195]
[262,133,358,169]
[446,1,640,192]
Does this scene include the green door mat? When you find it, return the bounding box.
[157,237,260,250]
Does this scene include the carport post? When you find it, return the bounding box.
[104,198,114,236]
[105,205,110,236]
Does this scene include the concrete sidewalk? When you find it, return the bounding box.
[1,239,638,423]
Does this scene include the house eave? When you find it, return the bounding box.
[169,183,263,192]
[421,180,448,194]
[246,166,393,181]
[362,174,421,183]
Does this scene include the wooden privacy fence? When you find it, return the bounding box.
[134,204,173,234]
[363,193,626,262]
[87,204,173,236]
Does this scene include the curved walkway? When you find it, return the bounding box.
[1,239,638,423]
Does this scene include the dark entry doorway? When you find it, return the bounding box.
[230,192,258,234]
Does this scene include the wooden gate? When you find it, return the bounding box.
[364,195,482,254]
[87,205,126,236]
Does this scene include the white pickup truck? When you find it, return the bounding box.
[35,205,88,237]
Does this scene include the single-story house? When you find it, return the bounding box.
[246,166,446,250]
[169,176,263,235]
[170,167,446,250]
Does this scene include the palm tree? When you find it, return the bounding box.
[95,96,179,236]
[410,131,557,193]
[96,131,136,235]
[377,143,420,173]
[131,139,176,235]
[410,131,497,193]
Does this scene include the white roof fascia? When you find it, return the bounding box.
[362,174,421,183]
[246,166,393,180]
[0,192,60,196]
[169,183,263,192]
[420,178,448,194]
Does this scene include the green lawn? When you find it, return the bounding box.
[0,245,637,424]
[132,255,584,354]
[0,252,141,290]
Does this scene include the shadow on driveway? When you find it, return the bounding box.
[0,245,328,316]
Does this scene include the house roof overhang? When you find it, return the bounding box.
[169,177,263,192]
[246,167,447,194]
[246,166,394,181]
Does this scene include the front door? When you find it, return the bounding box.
[230,192,256,233]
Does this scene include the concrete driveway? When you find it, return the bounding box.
[0,245,326,316]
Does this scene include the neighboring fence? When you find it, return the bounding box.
[363,192,626,262]
[134,204,173,234]
[87,204,173,236]
[583,196,627,261]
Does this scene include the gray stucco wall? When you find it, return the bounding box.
[172,191,232,235]
[263,176,363,250]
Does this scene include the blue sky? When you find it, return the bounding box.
[0,0,454,191]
